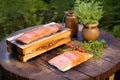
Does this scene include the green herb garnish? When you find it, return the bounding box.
[80,39,106,60]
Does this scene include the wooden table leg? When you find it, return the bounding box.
[109,74,115,80]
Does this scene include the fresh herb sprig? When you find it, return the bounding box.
[79,39,106,60]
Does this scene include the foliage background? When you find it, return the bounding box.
[0,0,120,41]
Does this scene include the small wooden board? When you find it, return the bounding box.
[6,28,71,62]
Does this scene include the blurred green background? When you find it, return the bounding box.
[0,0,120,41]
[0,0,120,79]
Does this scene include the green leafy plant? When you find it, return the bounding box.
[50,0,74,22]
[111,25,120,40]
[100,0,120,28]
[0,0,57,41]
[73,0,104,24]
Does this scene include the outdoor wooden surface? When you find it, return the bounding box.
[0,25,120,80]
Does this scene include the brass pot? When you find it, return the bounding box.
[82,22,100,41]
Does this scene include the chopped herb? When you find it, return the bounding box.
[65,48,73,51]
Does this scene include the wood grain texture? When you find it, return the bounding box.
[0,25,120,80]
[6,28,71,62]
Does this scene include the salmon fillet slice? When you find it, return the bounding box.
[48,51,93,71]
[16,22,62,44]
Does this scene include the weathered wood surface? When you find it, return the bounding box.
[0,25,120,80]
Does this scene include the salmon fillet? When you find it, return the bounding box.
[48,51,93,71]
[16,22,62,44]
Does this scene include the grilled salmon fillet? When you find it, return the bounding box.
[16,22,62,44]
[48,51,93,71]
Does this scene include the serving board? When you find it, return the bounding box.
[6,27,71,62]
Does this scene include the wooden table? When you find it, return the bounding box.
[0,25,120,80]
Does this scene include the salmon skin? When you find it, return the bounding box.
[16,22,62,44]
[48,51,93,71]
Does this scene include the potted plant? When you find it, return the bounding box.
[73,0,104,41]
